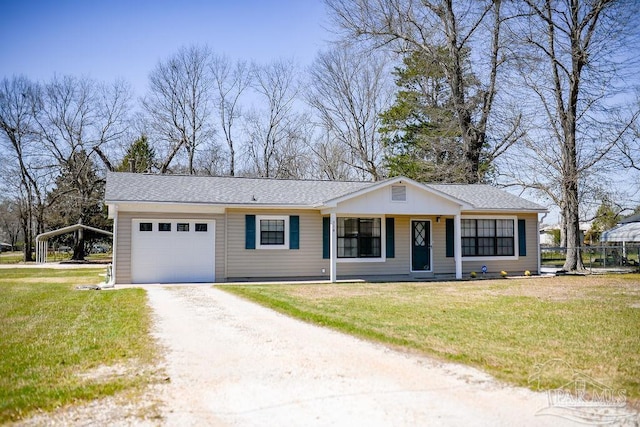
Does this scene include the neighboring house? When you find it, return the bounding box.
[539,225,559,247]
[539,223,591,246]
[104,172,547,284]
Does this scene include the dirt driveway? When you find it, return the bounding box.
[146,285,586,426]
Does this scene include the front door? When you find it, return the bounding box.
[411,220,431,271]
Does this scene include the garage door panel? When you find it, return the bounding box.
[131,219,215,283]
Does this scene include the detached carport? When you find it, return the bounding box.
[600,221,640,266]
[35,224,113,264]
[601,222,640,244]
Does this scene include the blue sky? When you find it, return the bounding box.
[1,0,331,96]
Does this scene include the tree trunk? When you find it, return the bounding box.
[72,228,85,261]
[562,181,584,271]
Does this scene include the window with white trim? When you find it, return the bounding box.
[462,218,514,256]
[256,215,289,249]
[337,217,381,258]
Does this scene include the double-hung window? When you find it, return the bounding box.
[462,218,514,257]
[337,218,381,258]
[256,215,289,249]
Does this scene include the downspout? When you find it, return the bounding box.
[103,205,118,288]
[538,212,547,275]
[224,209,228,282]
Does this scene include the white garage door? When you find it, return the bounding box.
[131,219,215,283]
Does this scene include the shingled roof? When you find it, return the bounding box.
[427,184,546,211]
[105,172,371,206]
[105,172,546,212]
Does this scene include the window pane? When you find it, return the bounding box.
[462,219,475,237]
[260,219,284,245]
[345,218,358,236]
[338,237,357,258]
[360,219,373,237]
[371,218,381,237]
[139,223,152,232]
[195,223,208,232]
[462,237,476,256]
[159,223,171,232]
[496,219,514,237]
[497,237,514,255]
[177,223,189,232]
[358,237,381,257]
[478,237,495,256]
[477,219,495,237]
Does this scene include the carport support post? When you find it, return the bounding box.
[454,214,462,279]
[330,212,337,283]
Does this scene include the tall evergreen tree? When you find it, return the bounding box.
[381,49,487,182]
[118,135,155,173]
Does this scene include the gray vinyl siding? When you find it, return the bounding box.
[114,211,224,284]
[226,209,328,280]
[336,215,409,277]
[431,218,455,274]
[114,209,539,283]
[456,213,540,276]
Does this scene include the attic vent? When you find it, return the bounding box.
[391,185,407,202]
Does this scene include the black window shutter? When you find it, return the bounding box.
[245,215,256,249]
[446,218,454,258]
[290,215,299,250]
[518,219,527,256]
[386,217,395,258]
[322,217,329,259]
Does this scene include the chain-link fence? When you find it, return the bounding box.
[541,244,640,272]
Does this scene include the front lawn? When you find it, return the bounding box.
[220,275,640,404]
[0,268,157,423]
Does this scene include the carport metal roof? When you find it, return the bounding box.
[35,224,113,263]
[601,222,640,243]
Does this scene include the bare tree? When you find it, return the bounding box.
[34,75,131,170]
[210,55,252,176]
[0,198,21,250]
[32,75,130,259]
[505,0,640,271]
[0,76,47,261]
[307,46,391,181]
[143,45,214,174]
[326,0,514,183]
[308,133,358,180]
[244,59,309,178]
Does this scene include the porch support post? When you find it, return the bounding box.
[537,214,542,275]
[454,214,462,279]
[330,212,337,283]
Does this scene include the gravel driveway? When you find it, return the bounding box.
[146,285,583,426]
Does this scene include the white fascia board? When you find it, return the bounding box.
[461,208,549,215]
[107,201,318,214]
[223,203,317,210]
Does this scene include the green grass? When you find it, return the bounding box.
[220,275,640,403]
[0,252,25,264]
[0,268,157,423]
